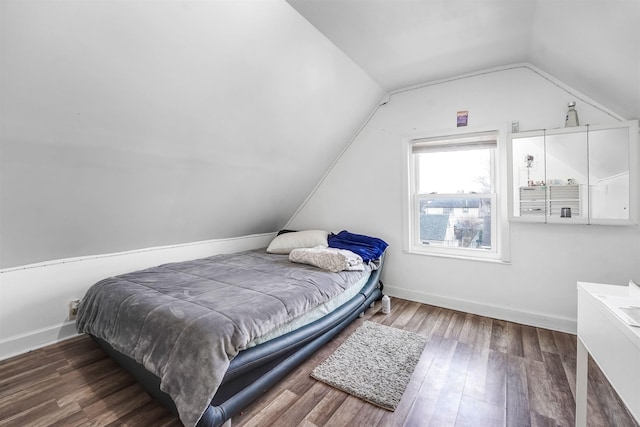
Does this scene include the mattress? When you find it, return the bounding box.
[245,271,370,348]
[77,249,375,426]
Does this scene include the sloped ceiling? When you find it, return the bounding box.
[287,0,640,120]
[0,0,384,268]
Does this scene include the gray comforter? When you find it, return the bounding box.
[76,249,372,427]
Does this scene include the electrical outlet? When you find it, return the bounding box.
[69,299,80,320]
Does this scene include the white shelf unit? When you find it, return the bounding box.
[519,184,582,221]
[519,186,546,216]
[548,185,580,217]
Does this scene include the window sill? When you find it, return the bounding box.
[404,248,511,264]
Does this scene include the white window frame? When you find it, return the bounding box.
[402,124,510,263]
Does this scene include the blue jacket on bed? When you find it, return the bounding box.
[328,230,388,262]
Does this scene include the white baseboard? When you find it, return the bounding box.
[384,285,577,334]
[0,322,80,361]
[0,233,276,361]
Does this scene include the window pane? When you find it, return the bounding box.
[418,197,492,250]
[417,148,492,194]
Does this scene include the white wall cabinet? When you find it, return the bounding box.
[510,120,639,225]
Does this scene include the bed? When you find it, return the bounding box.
[76,230,387,427]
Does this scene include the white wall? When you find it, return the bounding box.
[0,233,275,360]
[288,64,640,333]
[0,0,384,268]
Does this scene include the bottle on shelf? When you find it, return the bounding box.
[565,101,580,127]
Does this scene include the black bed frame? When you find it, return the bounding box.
[93,260,384,427]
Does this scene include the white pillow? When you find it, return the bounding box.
[266,230,329,254]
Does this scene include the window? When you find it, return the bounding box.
[403,127,509,261]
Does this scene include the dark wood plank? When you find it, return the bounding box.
[552,330,577,364]
[542,351,575,426]
[235,389,298,427]
[347,398,386,427]
[323,395,367,427]
[269,381,331,427]
[404,303,431,333]
[455,394,505,427]
[464,347,506,408]
[489,319,511,354]
[430,341,473,425]
[521,324,544,362]
[524,357,553,422]
[104,400,178,427]
[297,387,347,427]
[0,400,61,427]
[80,383,152,425]
[505,322,525,358]
[374,334,440,427]
[561,356,610,427]
[530,411,556,427]
[432,307,457,338]
[536,328,559,355]
[402,336,459,425]
[485,350,507,408]
[415,304,445,338]
[459,313,493,349]
[388,300,421,329]
[587,356,639,426]
[377,298,412,327]
[506,355,531,427]
[0,359,66,399]
[443,309,467,341]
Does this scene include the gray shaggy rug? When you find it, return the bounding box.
[310,321,427,411]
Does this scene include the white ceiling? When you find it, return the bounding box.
[287,0,640,119]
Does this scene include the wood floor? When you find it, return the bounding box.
[0,298,637,427]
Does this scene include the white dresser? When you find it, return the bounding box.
[576,281,640,426]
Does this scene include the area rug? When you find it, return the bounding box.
[310,321,427,411]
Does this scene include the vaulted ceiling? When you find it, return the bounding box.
[287,0,640,120]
